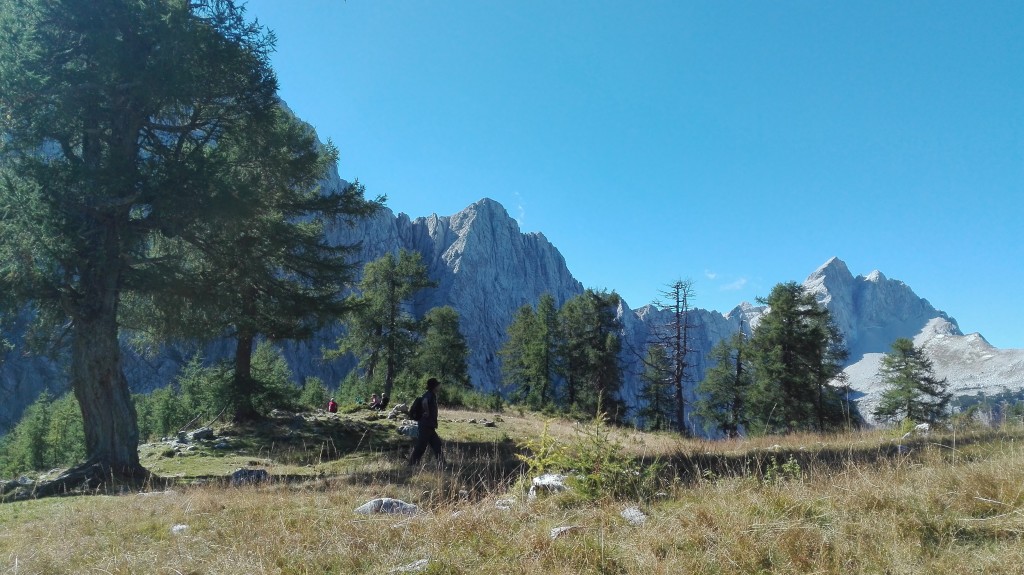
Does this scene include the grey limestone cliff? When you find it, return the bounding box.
[324,196,584,393]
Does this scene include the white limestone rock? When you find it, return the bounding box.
[621,507,647,526]
[354,497,419,515]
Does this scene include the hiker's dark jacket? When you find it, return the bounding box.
[418,389,438,430]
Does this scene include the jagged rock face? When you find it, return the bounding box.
[324,196,584,393]
[423,200,584,391]
[802,257,960,361]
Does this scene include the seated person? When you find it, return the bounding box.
[368,393,380,410]
[327,398,338,413]
[376,394,389,411]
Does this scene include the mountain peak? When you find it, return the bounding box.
[808,257,852,280]
[466,197,508,216]
[804,257,855,306]
[864,270,887,282]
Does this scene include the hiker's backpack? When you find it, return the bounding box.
[408,395,425,421]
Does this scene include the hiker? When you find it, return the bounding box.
[368,393,381,409]
[327,398,338,413]
[408,378,444,466]
[375,394,389,411]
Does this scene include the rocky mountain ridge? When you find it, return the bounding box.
[281,199,1024,422]
[329,201,1024,422]
[3,195,1022,431]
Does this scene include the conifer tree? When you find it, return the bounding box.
[637,344,675,431]
[0,0,280,481]
[873,337,952,424]
[501,304,541,405]
[557,290,624,420]
[122,106,380,420]
[747,282,851,433]
[328,250,436,399]
[413,305,471,398]
[500,293,559,410]
[695,331,753,437]
[647,280,698,435]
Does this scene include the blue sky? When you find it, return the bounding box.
[242,1,1023,349]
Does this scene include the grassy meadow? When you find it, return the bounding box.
[2,407,1023,574]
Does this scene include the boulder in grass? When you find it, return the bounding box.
[354,497,419,515]
[528,473,568,499]
[387,404,409,420]
[398,423,419,438]
[621,506,647,526]
[550,525,580,539]
[230,468,269,486]
[189,427,215,441]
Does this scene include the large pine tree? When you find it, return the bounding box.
[556,289,624,420]
[499,293,559,410]
[413,305,471,398]
[747,282,851,433]
[873,338,951,424]
[0,0,279,482]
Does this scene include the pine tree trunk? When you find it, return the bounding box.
[233,329,258,421]
[70,307,144,479]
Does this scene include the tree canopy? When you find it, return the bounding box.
[873,337,951,424]
[328,250,436,400]
[122,106,380,420]
[0,0,294,480]
[746,282,853,433]
[695,331,753,438]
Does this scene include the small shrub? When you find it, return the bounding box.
[516,412,666,501]
[515,420,565,475]
[763,455,802,485]
[896,418,918,437]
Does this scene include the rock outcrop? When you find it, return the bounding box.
[323,196,584,394]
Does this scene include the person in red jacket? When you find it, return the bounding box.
[327,398,338,413]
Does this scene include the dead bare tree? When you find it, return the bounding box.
[647,279,697,436]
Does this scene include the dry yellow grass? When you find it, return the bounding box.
[2,412,1023,574]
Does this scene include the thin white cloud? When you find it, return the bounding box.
[704,270,718,280]
[513,192,526,227]
[721,277,748,291]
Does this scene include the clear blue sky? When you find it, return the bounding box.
[242,1,1023,349]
